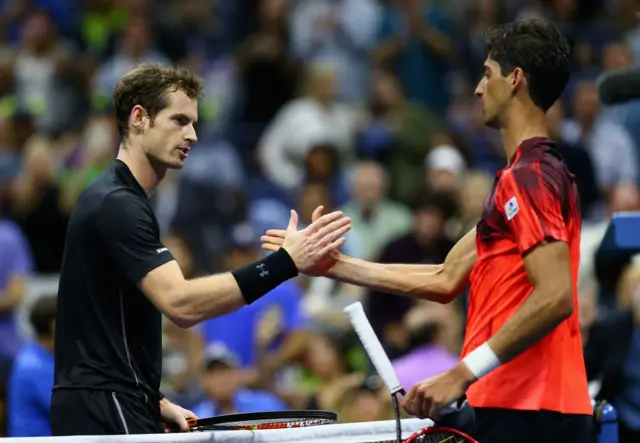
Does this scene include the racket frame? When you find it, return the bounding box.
[164,410,338,432]
[403,425,479,443]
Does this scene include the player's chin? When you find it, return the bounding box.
[483,114,500,129]
[165,153,187,169]
[166,159,185,170]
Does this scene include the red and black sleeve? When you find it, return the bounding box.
[496,162,569,255]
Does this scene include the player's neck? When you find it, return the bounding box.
[500,105,549,164]
[116,142,165,195]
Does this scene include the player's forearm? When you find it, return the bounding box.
[169,273,247,328]
[329,229,476,302]
[329,256,456,303]
[487,286,574,364]
[166,249,299,328]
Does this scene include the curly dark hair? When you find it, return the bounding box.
[484,19,571,111]
[113,63,205,138]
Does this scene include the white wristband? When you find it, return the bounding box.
[462,342,501,379]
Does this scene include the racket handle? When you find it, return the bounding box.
[344,302,403,394]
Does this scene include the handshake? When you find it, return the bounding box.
[260,205,349,277]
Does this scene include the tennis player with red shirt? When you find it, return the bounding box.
[261,19,592,443]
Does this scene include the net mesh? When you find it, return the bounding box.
[1,418,433,443]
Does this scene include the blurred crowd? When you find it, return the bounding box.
[1,0,640,440]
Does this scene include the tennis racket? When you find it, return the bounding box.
[343,302,477,443]
[403,426,478,443]
[164,410,338,432]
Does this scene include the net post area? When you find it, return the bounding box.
[0,418,433,443]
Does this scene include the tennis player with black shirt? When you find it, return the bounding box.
[50,64,351,436]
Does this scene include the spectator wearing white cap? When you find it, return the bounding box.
[425,143,467,192]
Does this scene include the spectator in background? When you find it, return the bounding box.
[452,170,492,236]
[290,0,381,104]
[7,295,56,437]
[92,17,171,109]
[200,223,309,374]
[160,0,224,62]
[357,70,444,206]
[301,330,363,412]
[257,62,359,194]
[340,161,412,262]
[599,39,640,172]
[236,0,298,131]
[424,140,467,193]
[0,117,23,192]
[456,0,504,91]
[173,0,241,142]
[373,0,454,114]
[561,80,638,195]
[8,9,81,135]
[337,376,394,423]
[192,343,287,417]
[304,144,349,208]
[393,301,460,391]
[8,136,68,273]
[366,191,457,358]
[79,0,129,61]
[59,112,118,213]
[546,100,600,219]
[0,198,32,362]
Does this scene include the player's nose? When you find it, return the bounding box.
[185,125,198,143]
[474,83,484,97]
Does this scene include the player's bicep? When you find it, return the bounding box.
[497,168,568,255]
[98,191,174,285]
[522,241,573,312]
[442,228,477,290]
[138,260,186,317]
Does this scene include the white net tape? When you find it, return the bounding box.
[2,418,434,443]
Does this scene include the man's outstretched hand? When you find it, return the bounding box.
[261,206,346,276]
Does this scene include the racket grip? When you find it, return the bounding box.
[344,302,403,394]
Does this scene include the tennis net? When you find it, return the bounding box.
[1,418,433,443]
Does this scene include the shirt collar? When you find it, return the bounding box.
[113,159,147,198]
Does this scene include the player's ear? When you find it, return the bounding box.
[510,67,526,93]
[130,105,147,133]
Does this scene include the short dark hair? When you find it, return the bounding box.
[113,64,205,138]
[30,296,57,337]
[484,19,571,111]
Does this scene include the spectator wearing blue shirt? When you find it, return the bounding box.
[373,0,454,115]
[192,343,288,418]
[200,225,309,369]
[7,295,56,437]
[0,217,33,363]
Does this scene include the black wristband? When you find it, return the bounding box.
[231,248,299,305]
